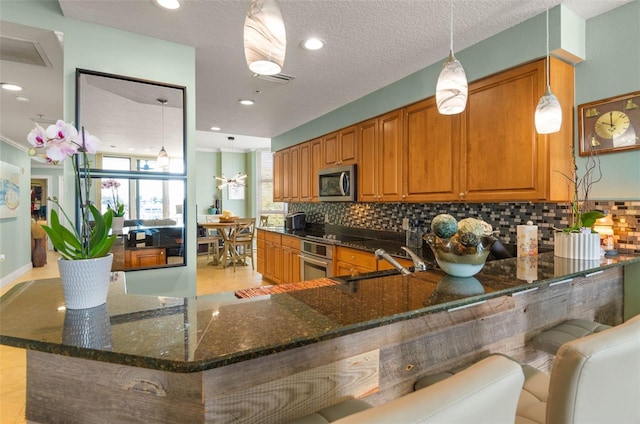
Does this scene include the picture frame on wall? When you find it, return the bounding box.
[228,183,245,200]
[0,161,21,219]
[578,91,640,156]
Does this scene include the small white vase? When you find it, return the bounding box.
[58,253,113,309]
[112,216,124,232]
[554,232,601,260]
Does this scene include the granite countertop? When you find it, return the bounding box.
[1,252,638,373]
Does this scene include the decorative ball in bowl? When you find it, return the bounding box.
[425,215,499,277]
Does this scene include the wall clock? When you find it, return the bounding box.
[578,91,640,156]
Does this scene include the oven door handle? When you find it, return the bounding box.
[298,254,330,267]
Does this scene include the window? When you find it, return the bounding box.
[257,150,285,227]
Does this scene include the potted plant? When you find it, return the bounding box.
[553,147,605,260]
[102,179,125,231]
[28,120,117,309]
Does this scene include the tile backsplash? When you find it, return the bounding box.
[289,200,639,254]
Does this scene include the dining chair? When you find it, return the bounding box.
[228,218,256,271]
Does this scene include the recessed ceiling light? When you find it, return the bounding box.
[302,38,326,51]
[210,126,221,131]
[153,0,182,10]
[15,96,29,102]
[1,83,22,91]
[239,99,255,106]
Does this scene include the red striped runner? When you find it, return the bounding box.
[235,278,339,299]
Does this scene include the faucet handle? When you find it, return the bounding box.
[401,246,428,271]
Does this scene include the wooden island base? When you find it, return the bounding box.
[26,268,622,424]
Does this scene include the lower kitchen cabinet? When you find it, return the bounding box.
[258,230,295,284]
[281,235,301,284]
[125,247,166,268]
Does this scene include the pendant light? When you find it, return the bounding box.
[215,137,248,190]
[243,0,286,76]
[436,1,468,115]
[535,8,562,134]
[157,98,170,168]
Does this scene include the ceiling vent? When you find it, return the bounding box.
[252,72,295,84]
[0,36,50,67]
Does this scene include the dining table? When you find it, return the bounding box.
[199,221,239,268]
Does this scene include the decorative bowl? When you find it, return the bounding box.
[424,231,499,277]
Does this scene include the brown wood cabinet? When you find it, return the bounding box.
[273,150,283,202]
[263,231,283,284]
[276,57,574,204]
[461,57,573,202]
[125,247,166,268]
[323,126,357,168]
[258,230,299,284]
[357,110,404,202]
[281,235,301,284]
[403,97,461,202]
[334,246,413,277]
[310,137,323,200]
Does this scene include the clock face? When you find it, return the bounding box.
[595,111,630,139]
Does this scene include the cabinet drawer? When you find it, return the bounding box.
[335,247,377,270]
[281,235,300,250]
[265,232,282,244]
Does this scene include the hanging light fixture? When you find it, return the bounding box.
[436,1,468,115]
[215,137,248,190]
[157,98,170,168]
[535,8,562,134]
[243,0,286,76]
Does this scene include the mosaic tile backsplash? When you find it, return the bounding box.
[289,200,639,254]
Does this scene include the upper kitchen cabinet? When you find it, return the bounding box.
[273,150,284,202]
[358,110,404,202]
[461,57,574,202]
[403,97,461,202]
[323,125,358,168]
[298,137,323,202]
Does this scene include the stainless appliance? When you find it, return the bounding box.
[318,165,356,202]
[285,212,306,230]
[299,238,334,280]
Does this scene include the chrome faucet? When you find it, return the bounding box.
[401,246,428,271]
[375,249,412,275]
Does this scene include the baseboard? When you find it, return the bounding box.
[0,262,32,291]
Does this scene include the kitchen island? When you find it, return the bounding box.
[1,253,638,423]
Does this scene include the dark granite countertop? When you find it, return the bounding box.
[1,252,638,373]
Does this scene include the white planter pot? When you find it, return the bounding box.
[554,232,601,260]
[112,216,124,232]
[58,253,113,309]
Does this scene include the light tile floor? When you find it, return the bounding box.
[0,250,267,424]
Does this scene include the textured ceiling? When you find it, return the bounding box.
[1,1,630,155]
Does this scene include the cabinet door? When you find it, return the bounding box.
[462,60,546,201]
[289,145,300,202]
[264,241,283,284]
[310,138,322,200]
[404,98,461,202]
[256,230,265,274]
[299,142,311,201]
[282,246,301,284]
[339,126,357,165]
[126,248,166,268]
[323,131,339,167]
[281,148,291,201]
[357,118,379,202]
[378,110,403,201]
[273,150,283,202]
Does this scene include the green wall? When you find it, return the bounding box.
[273,1,640,200]
[0,0,198,295]
[195,151,221,215]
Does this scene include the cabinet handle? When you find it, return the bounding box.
[459,192,465,197]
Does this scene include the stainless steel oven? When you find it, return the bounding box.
[299,238,334,280]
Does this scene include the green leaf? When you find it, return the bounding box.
[580,210,606,229]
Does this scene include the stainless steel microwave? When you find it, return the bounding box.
[318,164,356,202]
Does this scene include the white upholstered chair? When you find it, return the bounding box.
[288,354,525,424]
[516,314,640,424]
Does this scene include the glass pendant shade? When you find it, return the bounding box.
[244,0,286,76]
[535,86,562,134]
[436,51,468,115]
[157,146,169,168]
